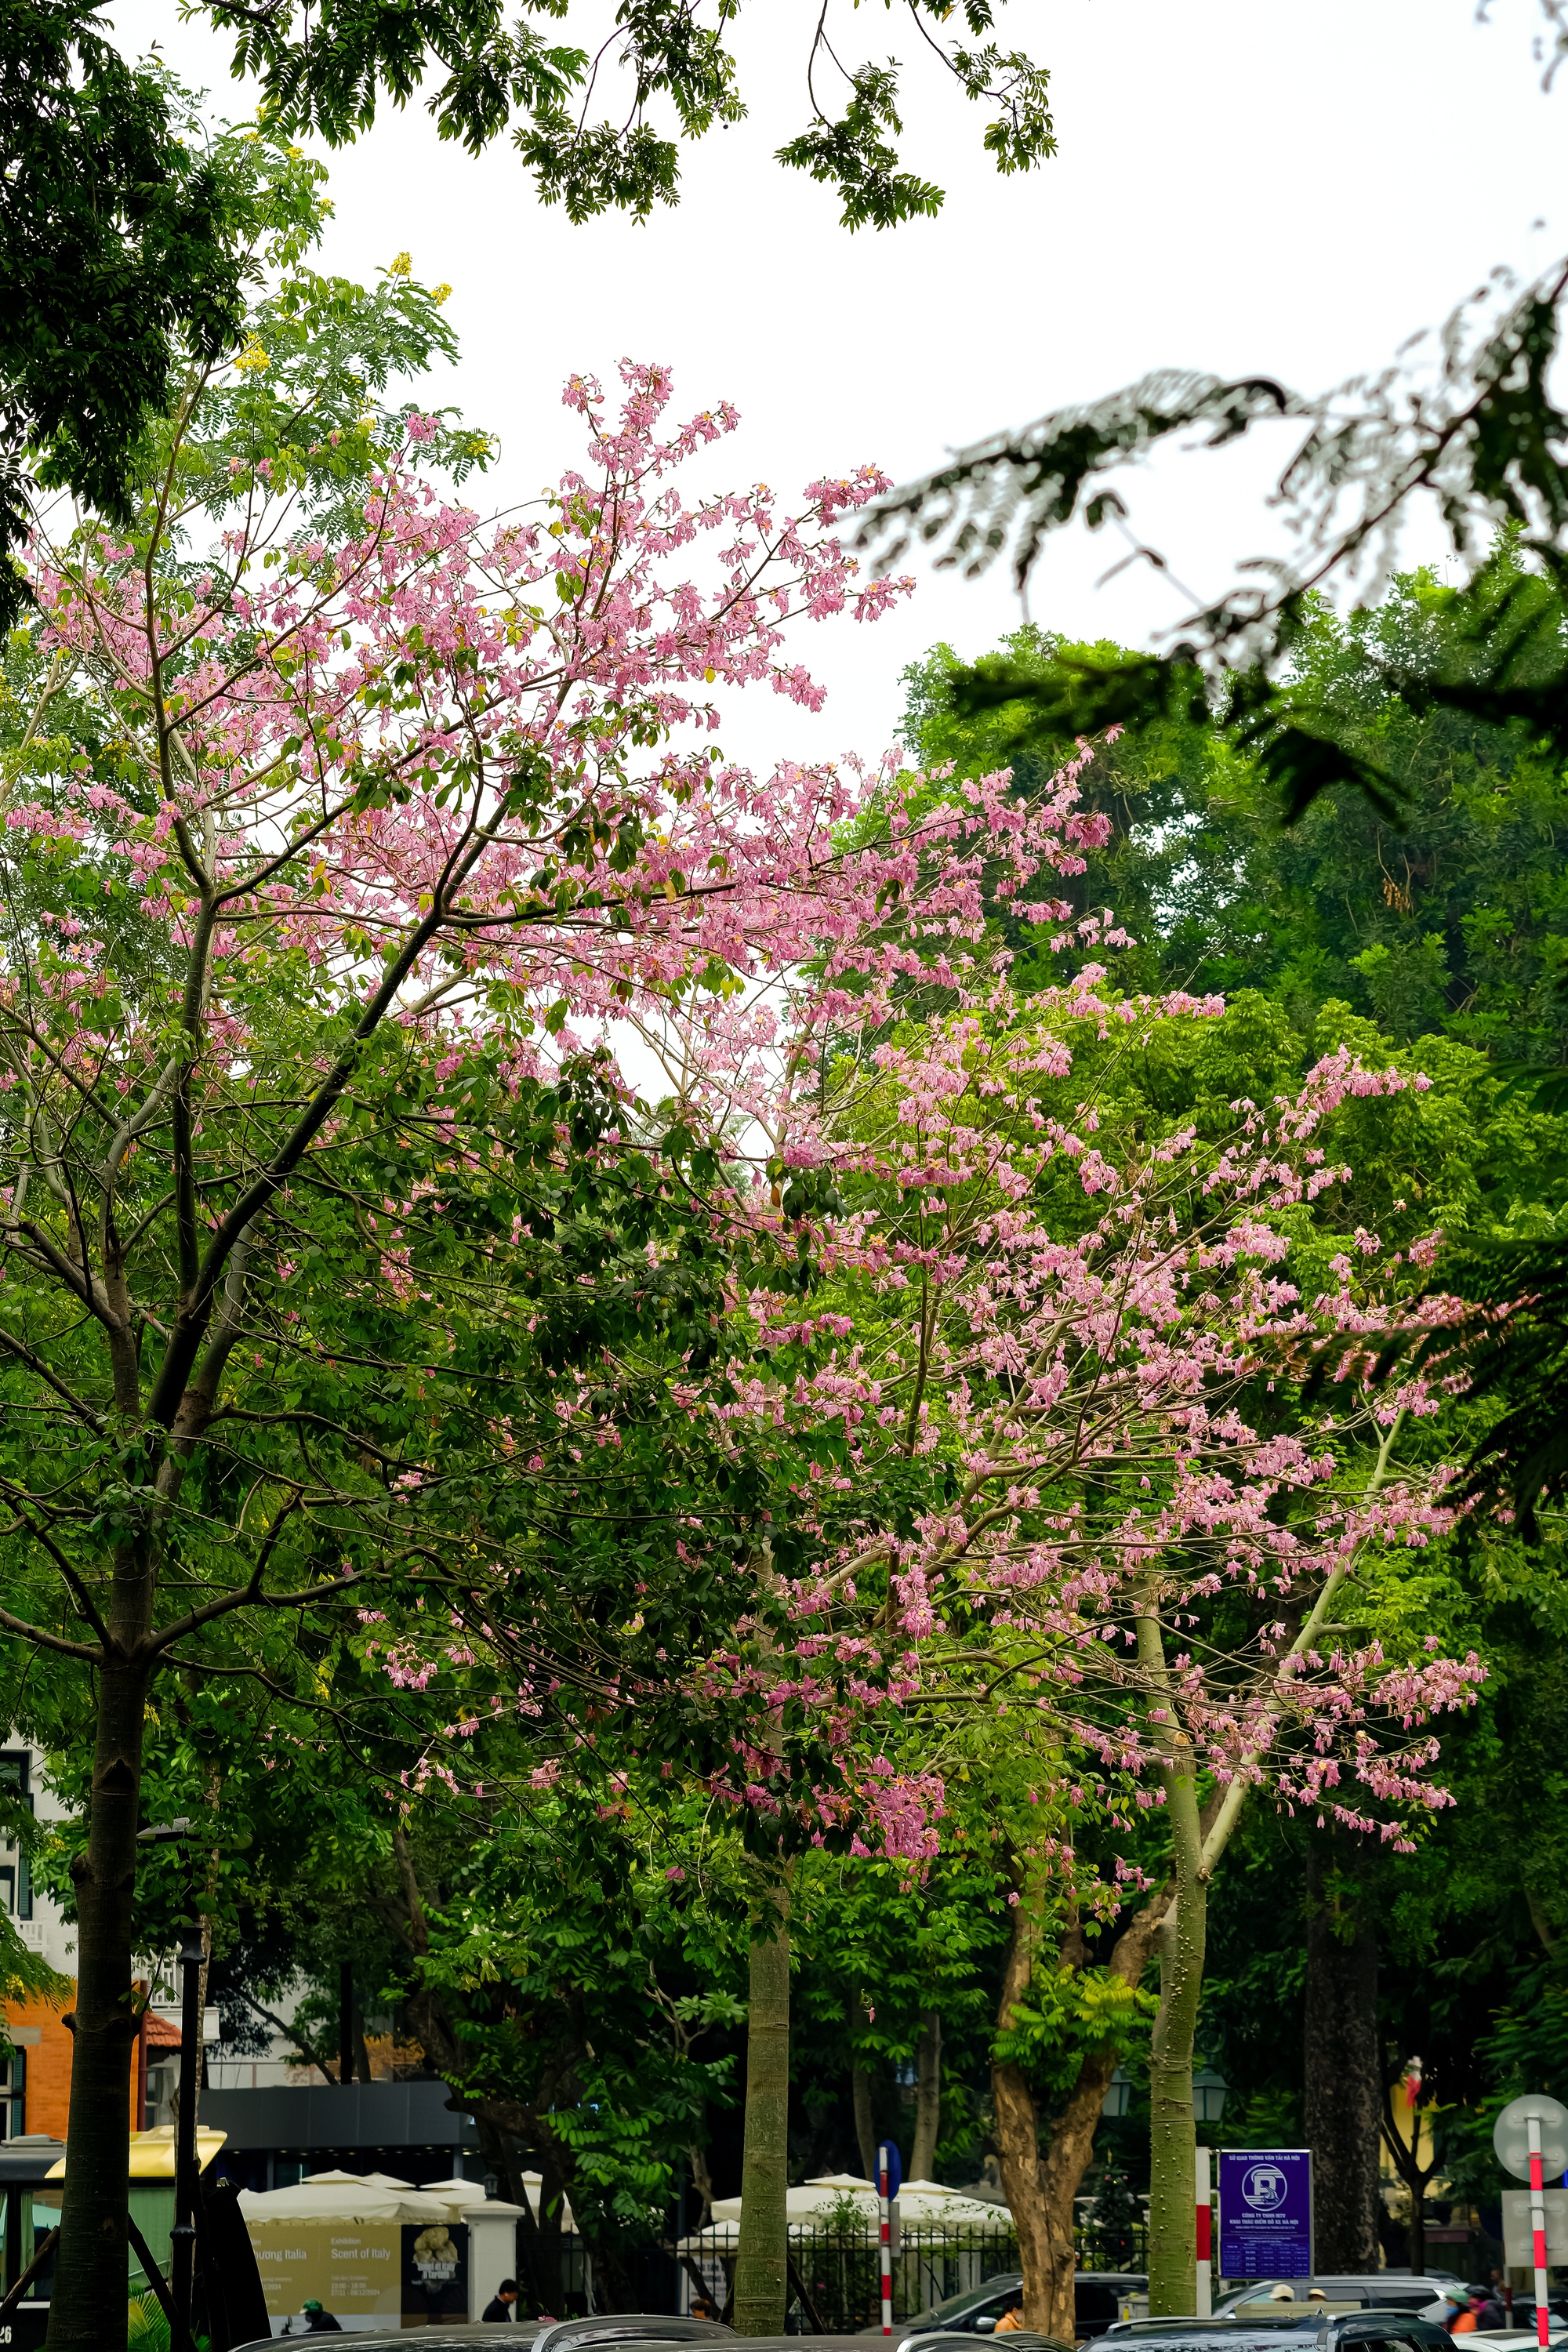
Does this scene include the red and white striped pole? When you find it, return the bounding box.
[879,2144,894,2336]
[1530,2115,1550,2351]
[1196,2147,1212,2320]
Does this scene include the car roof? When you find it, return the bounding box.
[1109,2324,1454,2345]
[235,2336,737,2352]
[234,2336,532,2351]
[234,2327,736,2352]
[902,2334,1073,2352]
[536,2325,736,2349]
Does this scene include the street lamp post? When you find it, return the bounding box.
[1192,2068,1228,2321]
[170,1915,204,2328]
[138,1818,200,2340]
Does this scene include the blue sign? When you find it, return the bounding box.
[877,2141,902,2201]
[1218,2149,1313,2281]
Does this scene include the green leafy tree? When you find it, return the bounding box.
[0,19,256,630]
[196,0,1055,230]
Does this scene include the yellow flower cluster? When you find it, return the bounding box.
[389,251,412,276]
[234,336,269,374]
[431,284,453,306]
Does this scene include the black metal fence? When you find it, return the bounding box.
[560,2219,1148,2330]
[674,2220,1147,2334]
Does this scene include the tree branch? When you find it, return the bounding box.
[0,1325,107,1435]
[1200,1410,1408,1878]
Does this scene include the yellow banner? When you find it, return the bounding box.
[249,2220,402,2321]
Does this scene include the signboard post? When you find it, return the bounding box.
[1196,2148,1212,2318]
[1218,2151,1313,2288]
[1503,2188,1568,2270]
[877,2143,902,2337]
[1494,2096,1568,2352]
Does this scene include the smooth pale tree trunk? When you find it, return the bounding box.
[1138,1611,1206,2321]
[1135,1422,1404,2315]
[1305,1841,1381,2270]
[850,1996,877,2181]
[1146,1878,1206,2318]
[910,2009,942,2183]
[733,1881,792,2334]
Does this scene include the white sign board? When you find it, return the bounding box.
[1503,2187,1568,2266]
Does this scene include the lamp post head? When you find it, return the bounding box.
[1192,2066,1229,2124]
[1102,2067,1133,2119]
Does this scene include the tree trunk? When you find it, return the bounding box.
[1146,1889,1205,2318]
[1136,1604,1207,2321]
[733,1883,792,2335]
[851,1996,877,2182]
[910,2009,942,2183]
[47,1650,151,2349]
[993,1883,1170,2341]
[389,1831,574,2318]
[1305,1842,1381,2270]
[473,2109,566,2317]
[993,1883,1076,2338]
[512,2137,569,2315]
[1409,2196,1426,2275]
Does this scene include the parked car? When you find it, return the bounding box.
[899,2270,1149,2343]
[1450,2333,1568,2349]
[898,2332,1073,2352]
[238,2319,737,2352]
[238,2336,863,2352]
[1098,2318,1454,2352]
[1208,2284,1469,2325]
[238,2335,536,2350]
[1508,2306,1568,2334]
[535,2323,736,2352]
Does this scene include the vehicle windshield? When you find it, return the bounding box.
[933,2283,1020,2325]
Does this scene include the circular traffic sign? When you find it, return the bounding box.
[1494,2095,1568,2180]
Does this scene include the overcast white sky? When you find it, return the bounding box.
[114,0,1564,773]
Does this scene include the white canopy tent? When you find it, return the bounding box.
[235,2168,532,2322]
[682,2173,1013,2250]
[237,2176,455,2224]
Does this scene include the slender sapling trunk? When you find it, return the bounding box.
[733,1881,791,2334]
[909,2009,942,2183]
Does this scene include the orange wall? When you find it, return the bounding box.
[6,1986,143,2138]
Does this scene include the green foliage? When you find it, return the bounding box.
[194,0,1055,231]
[126,2294,170,2352]
[902,569,1568,1067]
[862,254,1568,818]
[0,28,252,628]
[992,1962,1155,2102]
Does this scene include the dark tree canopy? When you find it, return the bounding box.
[196,0,1056,228]
[0,6,250,629]
[0,0,1054,693]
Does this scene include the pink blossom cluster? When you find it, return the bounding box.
[27,355,1486,1868]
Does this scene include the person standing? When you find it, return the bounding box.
[482,2278,521,2321]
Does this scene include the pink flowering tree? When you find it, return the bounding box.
[343,741,1494,2328]
[587,884,1487,2325]
[0,338,982,2337]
